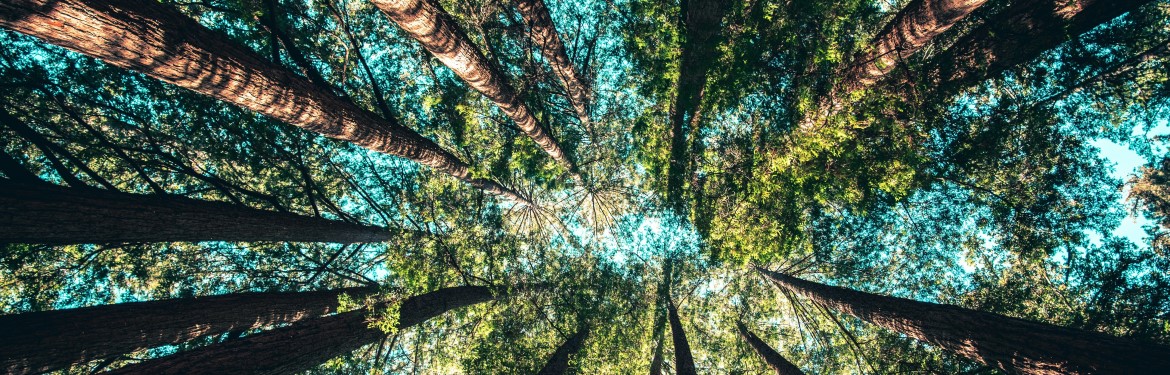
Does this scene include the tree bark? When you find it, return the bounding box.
[843,0,988,93]
[0,0,530,205]
[757,267,1170,375]
[536,325,590,375]
[372,0,581,181]
[903,0,1155,96]
[0,286,377,375]
[666,0,731,213]
[106,286,497,375]
[668,297,697,375]
[735,321,806,375]
[514,0,592,129]
[0,180,393,245]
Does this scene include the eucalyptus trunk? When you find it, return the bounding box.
[107,286,497,375]
[758,267,1170,374]
[666,0,731,213]
[515,0,592,130]
[0,0,529,204]
[0,181,391,245]
[0,286,376,375]
[372,0,581,181]
[735,321,806,375]
[536,325,590,375]
[906,0,1155,95]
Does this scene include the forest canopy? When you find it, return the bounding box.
[2,0,1170,373]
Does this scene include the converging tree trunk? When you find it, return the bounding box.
[515,0,592,129]
[372,0,581,181]
[904,0,1155,96]
[0,180,392,245]
[757,267,1170,374]
[666,0,731,213]
[106,286,498,375]
[668,297,697,375]
[0,0,530,204]
[0,286,377,375]
[536,325,590,375]
[735,321,806,375]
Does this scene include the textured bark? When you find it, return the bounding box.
[905,0,1155,95]
[758,267,1170,374]
[515,0,592,128]
[668,297,697,375]
[735,322,806,375]
[0,286,376,375]
[666,0,731,213]
[107,286,497,375]
[372,0,580,180]
[536,325,590,375]
[649,259,673,375]
[0,0,530,204]
[0,180,393,245]
[842,0,988,93]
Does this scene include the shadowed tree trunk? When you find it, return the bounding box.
[666,0,731,213]
[757,267,1170,374]
[0,286,377,375]
[668,297,697,375]
[107,286,498,375]
[901,0,1155,96]
[0,0,531,205]
[649,259,674,375]
[514,0,592,129]
[536,325,591,375]
[0,180,393,245]
[735,321,806,375]
[372,0,581,181]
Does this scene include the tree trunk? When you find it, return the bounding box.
[536,325,590,375]
[842,0,988,93]
[372,0,581,181]
[0,0,530,205]
[514,0,592,129]
[905,0,1154,96]
[0,286,377,375]
[648,259,673,375]
[106,286,497,375]
[668,297,697,375]
[0,180,393,245]
[735,321,806,375]
[757,267,1170,374]
[666,0,731,213]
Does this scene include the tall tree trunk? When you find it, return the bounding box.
[903,0,1155,96]
[0,180,393,245]
[735,321,806,375]
[372,0,581,181]
[668,297,697,375]
[514,0,592,130]
[536,325,590,375]
[0,0,530,205]
[648,259,673,375]
[666,0,731,213]
[0,286,377,375]
[757,267,1170,374]
[107,286,497,375]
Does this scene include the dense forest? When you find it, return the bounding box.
[2,0,1170,373]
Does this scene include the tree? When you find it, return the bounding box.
[514,0,593,131]
[0,180,393,245]
[667,296,697,375]
[371,0,582,181]
[758,266,1170,374]
[666,0,732,213]
[0,286,376,375]
[0,0,530,204]
[535,325,590,375]
[735,321,806,375]
[105,286,498,375]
